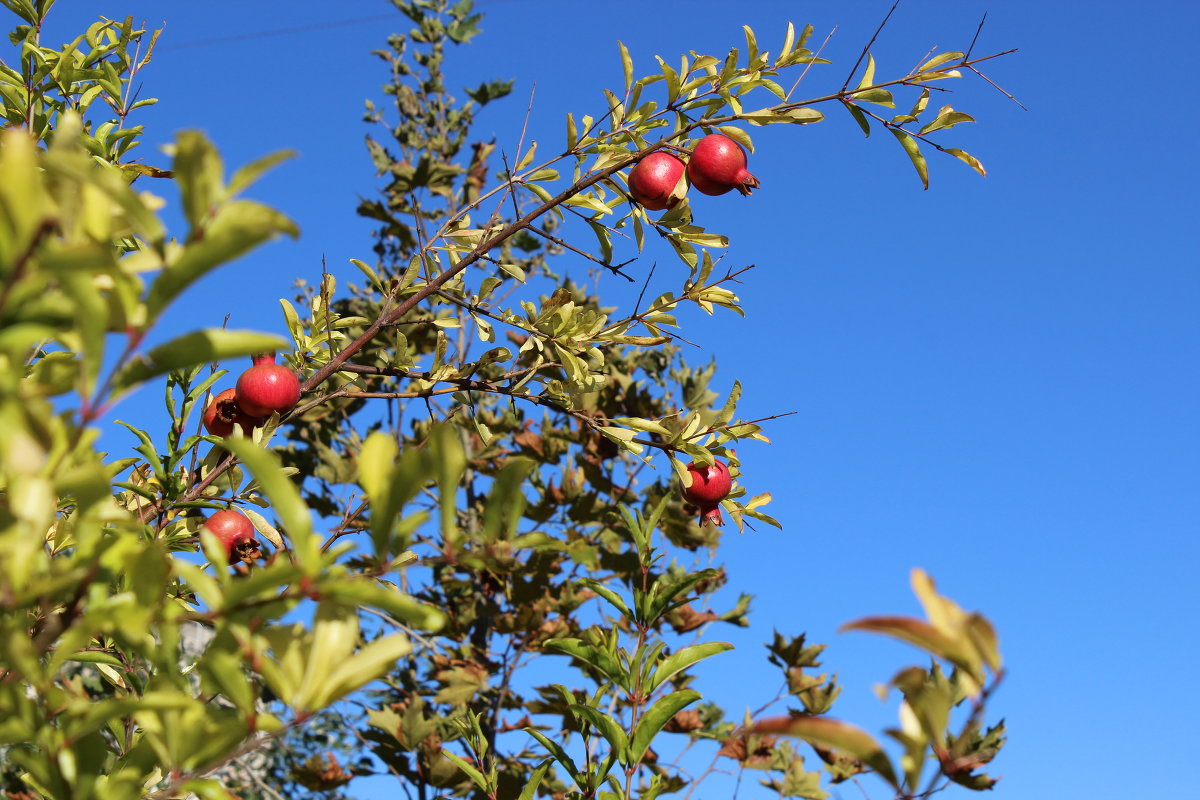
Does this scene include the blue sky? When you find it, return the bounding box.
[34,1,1200,798]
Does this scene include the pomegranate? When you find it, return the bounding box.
[686,134,759,196]
[236,353,301,418]
[682,460,733,526]
[202,387,261,437]
[627,151,687,210]
[203,509,259,562]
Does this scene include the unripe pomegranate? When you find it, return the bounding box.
[236,353,300,418]
[686,134,760,196]
[202,388,261,437]
[627,151,687,210]
[682,460,733,526]
[203,509,258,561]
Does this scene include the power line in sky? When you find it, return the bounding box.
[159,1,525,52]
[160,14,399,51]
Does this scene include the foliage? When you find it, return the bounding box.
[0,1,1012,799]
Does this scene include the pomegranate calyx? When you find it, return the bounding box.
[686,133,759,197]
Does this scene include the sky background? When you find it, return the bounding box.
[31,1,1200,798]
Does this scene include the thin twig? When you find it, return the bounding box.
[514,81,537,172]
[964,63,1028,110]
[632,261,658,317]
[964,11,988,61]
[528,224,637,281]
[908,44,939,77]
[841,1,902,92]
[787,25,838,100]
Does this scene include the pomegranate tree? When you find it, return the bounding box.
[682,460,733,526]
[686,133,760,196]
[627,151,687,210]
[236,352,301,417]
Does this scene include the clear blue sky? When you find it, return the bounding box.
[38,1,1200,798]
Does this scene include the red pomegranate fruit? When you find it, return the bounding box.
[236,353,301,418]
[686,134,759,196]
[202,387,261,437]
[627,151,687,210]
[682,460,733,526]
[203,509,258,561]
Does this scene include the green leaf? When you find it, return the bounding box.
[314,628,411,710]
[442,751,489,793]
[854,54,876,91]
[359,432,398,554]
[917,51,964,73]
[199,649,256,713]
[0,0,38,24]
[845,103,871,137]
[648,642,733,692]
[431,423,466,548]
[221,439,316,570]
[481,457,533,541]
[499,262,526,282]
[629,690,700,765]
[908,87,930,119]
[752,716,901,789]
[918,107,976,135]
[543,638,625,689]
[172,130,225,229]
[114,421,165,482]
[241,506,285,551]
[226,149,296,198]
[578,578,632,620]
[781,107,824,124]
[655,55,680,104]
[147,200,298,317]
[618,41,633,93]
[518,759,552,800]
[889,129,928,190]
[349,258,384,292]
[713,380,742,427]
[570,704,629,763]
[852,87,894,108]
[566,112,579,151]
[112,329,286,393]
[840,615,976,677]
[743,25,759,66]
[943,147,986,178]
[321,577,444,631]
[644,568,719,624]
[527,729,583,788]
[718,125,753,152]
[966,614,1002,671]
[778,21,796,64]
[586,218,614,264]
[610,416,672,436]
